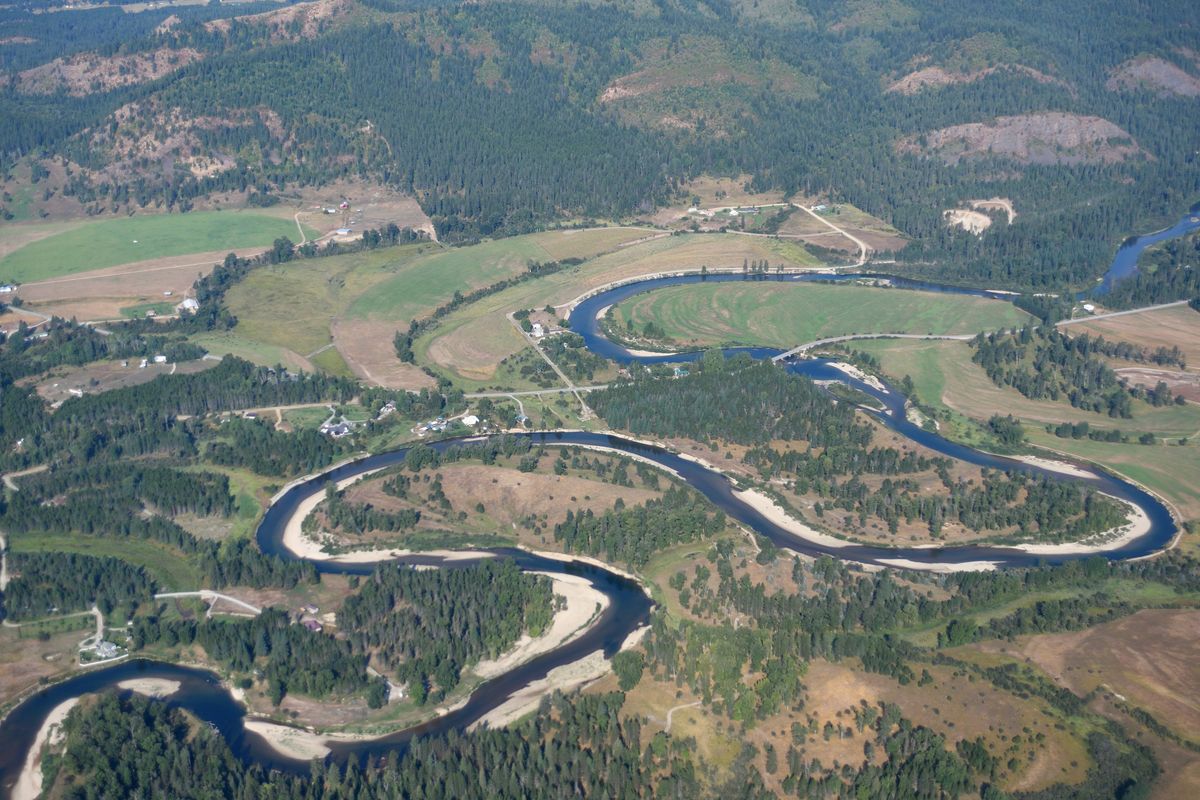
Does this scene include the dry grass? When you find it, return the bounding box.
[0,627,84,709]
[976,609,1200,745]
[799,659,1089,792]
[1068,305,1200,375]
[30,358,215,405]
[331,318,436,390]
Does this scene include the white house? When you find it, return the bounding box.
[461,414,480,427]
[531,322,545,338]
[176,297,200,314]
[1082,303,1096,314]
[153,354,167,364]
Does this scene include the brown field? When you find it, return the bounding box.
[0,307,47,335]
[285,179,436,242]
[677,174,790,208]
[799,659,1088,792]
[1067,304,1200,375]
[0,626,85,709]
[1115,366,1200,403]
[331,318,436,389]
[973,609,1200,747]
[323,453,664,551]
[29,358,215,405]
[14,249,239,320]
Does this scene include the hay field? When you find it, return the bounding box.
[415,234,825,386]
[0,210,316,284]
[614,281,1028,348]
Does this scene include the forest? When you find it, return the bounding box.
[1,1,1196,288]
[338,559,554,703]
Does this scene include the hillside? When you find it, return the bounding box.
[0,0,1197,291]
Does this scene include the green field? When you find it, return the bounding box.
[614,281,1029,348]
[0,211,317,283]
[9,535,202,591]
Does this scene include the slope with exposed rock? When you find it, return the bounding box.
[1106,56,1200,98]
[898,113,1146,166]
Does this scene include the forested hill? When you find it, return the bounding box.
[3,0,1199,287]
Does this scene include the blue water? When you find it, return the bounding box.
[2,206,1194,796]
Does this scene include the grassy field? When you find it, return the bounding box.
[854,337,1200,522]
[414,233,827,388]
[9,534,202,591]
[614,281,1028,348]
[0,210,317,284]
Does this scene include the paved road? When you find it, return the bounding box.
[1056,299,1190,327]
[772,332,975,363]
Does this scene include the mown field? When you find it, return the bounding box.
[0,210,316,284]
[413,233,827,389]
[613,281,1028,349]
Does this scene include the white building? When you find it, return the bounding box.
[531,322,545,338]
[462,414,480,427]
[176,297,200,314]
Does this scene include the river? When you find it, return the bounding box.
[0,206,1193,797]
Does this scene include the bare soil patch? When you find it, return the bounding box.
[205,0,353,42]
[286,180,435,242]
[1107,56,1200,98]
[332,318,436,390]
[898,113,1146,166]
[30,358,214,406]
[17,47,203,97]
[944,208,993,234]
[1115,367,1200,403]
[886,64,1068,95]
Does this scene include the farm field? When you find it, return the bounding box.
[413,233,827,388]
[854,338,1200,438]
[8,534,202,591]
[613,281,1028,349]
[0,210,317,284]
[1066,304,1200,373]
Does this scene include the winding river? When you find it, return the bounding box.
[1,207,1194,797]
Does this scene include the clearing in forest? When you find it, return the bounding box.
[0,210,317,284]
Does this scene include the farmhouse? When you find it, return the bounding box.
[176,297,200,314]
[531,322,545,338]
[462,414,480,427]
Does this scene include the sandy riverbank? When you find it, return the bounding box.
[13,698,78,800]
[1019,496,1150,556]
[1013,455,1095,479]
[469,649,610,730]
[243,720,331,760]
[735,488,851,550]
[828,361,889,393]
[473,573,608,679]
[116,678,180,698]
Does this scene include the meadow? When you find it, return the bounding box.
[0,210,316,283]
[613,281,1028,349]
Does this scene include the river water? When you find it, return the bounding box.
[1,206,1194,796]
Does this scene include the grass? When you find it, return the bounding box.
[9,534,202,591]
[120,301,176,319]
[854,338,1200,520]
[189,331,314,372]
[0,210,317,284]
[413,233,828,388]
[223,244,431,359]
[614,281,1028,348]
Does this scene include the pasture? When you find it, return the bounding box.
[0,210,316,284]
[414,233,827,387]
[614,281,1027,348]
